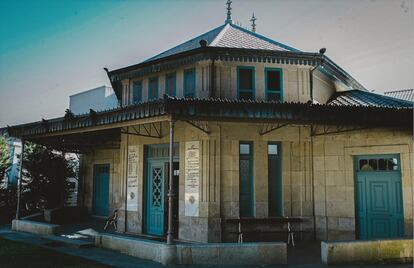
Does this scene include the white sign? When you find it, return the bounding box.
[127,145,139,211]
[185,141,200,216]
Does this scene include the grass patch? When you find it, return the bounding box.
[0,237,111,268]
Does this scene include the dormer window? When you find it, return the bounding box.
[165,72,176,97]
[184,68,195,98]
[237,66,255,100]
[265,68,283,102]
[148,77,158,100]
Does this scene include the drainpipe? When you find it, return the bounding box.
[15,138,25,220]
[166,120,175,245]
[309,48,325,239]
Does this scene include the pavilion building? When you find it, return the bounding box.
[6,3,413,244]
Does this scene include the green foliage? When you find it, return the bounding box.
[0,186,16,223]
[0,136,10,181]
[22,142,76,210]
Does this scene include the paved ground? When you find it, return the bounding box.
[0,225,412,268]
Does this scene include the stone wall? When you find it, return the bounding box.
[81,121,413,243]
[81,148,121,216]
[312,127,413,240]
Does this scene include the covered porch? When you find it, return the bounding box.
[7,97,413,244]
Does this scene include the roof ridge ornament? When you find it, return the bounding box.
[225,0,233,24]
[250,12,257,32]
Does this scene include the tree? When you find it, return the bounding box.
[0,136,10,182]
[22,142,76,211]
[0,136,15,223]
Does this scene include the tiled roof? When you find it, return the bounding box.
[5,96,412,140]
[384,89,414,102]
[328,90,413,108]
[145,22,299,62]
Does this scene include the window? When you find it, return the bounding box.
[268,142,282,217]
[165,72,176,97]
[237,67,255,100]
[239,142,254,217]
[265,68,283,102]
[357,156,400,171]
[184,68,195,98]
[148,77,158,100]
[132,80,142,104]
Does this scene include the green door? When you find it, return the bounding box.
[355,155,404,240]
[146,161,165,236]
[93,164,110,217]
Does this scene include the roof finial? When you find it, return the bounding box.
[225,0,233,24]
[250,12,257,32]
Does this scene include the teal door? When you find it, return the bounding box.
[146,161,165,236]
[355,155,404,240]
[93,164,110,217]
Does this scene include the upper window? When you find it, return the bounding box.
[148,77,158,100]
[265,68,283,102]
[184,68,195,98]
[132,80,142,104]
[165,72,176,97]
[237,67,255,100]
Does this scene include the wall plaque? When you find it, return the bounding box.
[185,141,200,217]
[127,145,139,211]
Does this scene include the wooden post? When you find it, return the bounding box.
[15,138,25,220]
[166,120,175,244]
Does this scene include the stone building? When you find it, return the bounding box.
[6,4,413,245]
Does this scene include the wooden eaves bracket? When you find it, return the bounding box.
[121,122,162,138]
[310,124,371,136]
[259,123,289,135]
[184,120,210,135]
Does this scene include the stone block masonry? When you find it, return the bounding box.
[321,239,413,265]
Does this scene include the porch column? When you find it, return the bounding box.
[166,120,175,245]
[15,138,25,220]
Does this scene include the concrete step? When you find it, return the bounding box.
[43,235,94,249]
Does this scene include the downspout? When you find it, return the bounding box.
[309,49,325,240]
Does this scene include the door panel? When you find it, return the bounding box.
[356,157,404,240]
[93,164,110,217]
[146,162,164,236]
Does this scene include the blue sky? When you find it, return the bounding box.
[0,0,413,126]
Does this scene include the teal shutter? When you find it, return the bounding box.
[165,72,176,97]
[184,68,195,98]
[132,81,142,104]
[148,77,158,100]
[237,66,255,100]
[265,68,283,102]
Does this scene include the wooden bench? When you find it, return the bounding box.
[224,217,306,246]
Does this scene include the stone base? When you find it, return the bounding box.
[95,233,287,265]
[12,219,60,236]
[177,242,287,265]
[321,239,413,265]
